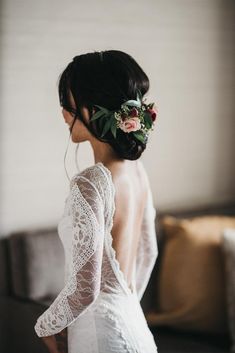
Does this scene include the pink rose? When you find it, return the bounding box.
[147,108,158,122]
[119,117,141,133]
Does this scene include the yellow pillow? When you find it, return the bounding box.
[146,215,235,334]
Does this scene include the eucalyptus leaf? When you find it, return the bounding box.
[90,110,106,121]
[101,117,113,137]
[93,105,110,115]
[121,100,141,108]
[98,115,106,130]
[110,113,117,123]
[136,89,143,102]
[132,131,145,143]
[143,111,153,129]
[111,121,117,138]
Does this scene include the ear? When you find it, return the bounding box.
[80,106,95,123]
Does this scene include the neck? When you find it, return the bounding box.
[89,137,123,166]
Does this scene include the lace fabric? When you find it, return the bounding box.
[34,173,105,336]
[34,161,158,351]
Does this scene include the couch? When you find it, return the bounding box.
[1,201,234,353]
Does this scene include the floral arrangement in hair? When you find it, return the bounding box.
[90,89,158,143]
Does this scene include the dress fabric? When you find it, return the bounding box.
[34,161,159,352]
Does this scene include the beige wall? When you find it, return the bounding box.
[1,0,235,236]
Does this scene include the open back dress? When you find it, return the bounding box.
[34,161,159,353]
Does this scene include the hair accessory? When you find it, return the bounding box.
[90,89,158,143]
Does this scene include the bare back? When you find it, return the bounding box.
[105,159,149,288]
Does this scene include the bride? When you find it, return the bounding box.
[34,49,159,353]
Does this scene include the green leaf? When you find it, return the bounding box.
[98,115,106,130]
[90,110,106,121]
[101,117,113,137]
[93,105,110,115]
[107,113,117,138]
[90,105,111,122]
[132,131,145,143]
[143,111,153,129]
[111,121,117,138]
[148,102,155,109]
[121,100,141,108]
[136,89,143,102]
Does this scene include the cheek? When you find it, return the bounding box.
[72,119,82,132]
[73,119,89,135]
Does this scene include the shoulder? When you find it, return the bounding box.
[70,163,109,205]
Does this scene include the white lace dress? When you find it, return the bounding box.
[34,161,159,353]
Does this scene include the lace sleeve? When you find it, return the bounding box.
[135,182,158,301]
[34,176,105,337]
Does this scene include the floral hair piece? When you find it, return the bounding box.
[90,89,158,143]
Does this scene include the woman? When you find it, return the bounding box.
[34,50,159,353]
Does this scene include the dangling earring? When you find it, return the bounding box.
[63,130,72,183]
[63,116,77,184]
[75,142,80,173]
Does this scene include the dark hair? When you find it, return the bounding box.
[58,50,150,160]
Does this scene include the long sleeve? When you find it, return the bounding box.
[135,181,158,301]
[34,176,105,337]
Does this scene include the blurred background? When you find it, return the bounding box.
[1,0,235,235]
[0,1,235,353]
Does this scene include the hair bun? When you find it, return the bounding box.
[108,131,147,160]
